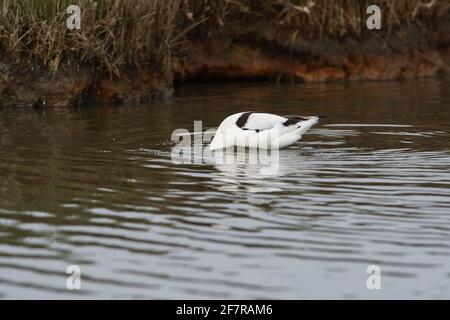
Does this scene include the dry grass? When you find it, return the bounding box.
[0,0,449,77]
[0,0,184,77]
[187,0,450,38]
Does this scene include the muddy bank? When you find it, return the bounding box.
[1,35,450,108]
[0,65,173,108]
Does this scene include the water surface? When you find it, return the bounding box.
[1,78,450,299]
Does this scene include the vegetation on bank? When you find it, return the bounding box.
[0,0,449,79]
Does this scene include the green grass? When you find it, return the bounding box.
[0,0,449,78]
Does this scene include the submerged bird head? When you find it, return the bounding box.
[209,113,248,150]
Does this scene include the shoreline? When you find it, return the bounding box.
[1,1,450,107]
[2,43,449,108]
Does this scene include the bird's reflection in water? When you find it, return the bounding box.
[171,139,321,193]
[206,147,288,193]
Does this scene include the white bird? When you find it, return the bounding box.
[209,112,320,150]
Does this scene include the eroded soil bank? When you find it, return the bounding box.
[174,21,450,82]
[175,42,449,82]
[1,32,450,108]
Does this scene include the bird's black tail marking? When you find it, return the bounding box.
[283,116,309,126]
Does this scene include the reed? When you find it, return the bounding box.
[0,0,449,78]
[187,0,450,37]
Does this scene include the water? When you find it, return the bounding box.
[1,77,450,299]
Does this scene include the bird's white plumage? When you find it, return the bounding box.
[209,112,319,150]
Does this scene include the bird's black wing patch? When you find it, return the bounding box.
[236,112,253,128]
[242,128,261,133]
